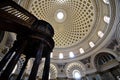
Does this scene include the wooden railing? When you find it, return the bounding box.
[0,0,55,80]
[0,0,37,34]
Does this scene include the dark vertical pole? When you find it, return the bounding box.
[0,41,27,80]
[0,47,16,72]
[0,52,21,80]
[0,41,18,72]
[42,53,50,80]
[16,56,29,80]
[28,43,44,80]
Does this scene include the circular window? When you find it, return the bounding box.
[54,9,67,23]
[57,12,64,20]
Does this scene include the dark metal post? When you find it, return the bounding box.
[0,41,18,72]
[28,43,44,80]
[42,53,50,80]
[0,41,27,80]
[0,47,15,72]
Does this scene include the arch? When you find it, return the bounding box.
[65,62,86,78]
[72,70,81,79]
[91,49,118,69]
[91,49,119,72]
[115,22,120,44]
[38,63,58,79]
[94,53,115,66]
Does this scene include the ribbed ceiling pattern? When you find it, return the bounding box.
[66,62,85,78]
[30,0,95,48]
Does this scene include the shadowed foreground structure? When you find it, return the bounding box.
[0,0,54,80]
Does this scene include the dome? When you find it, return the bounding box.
[0,0,119,80]
[22,0,115,63]
[29,0,95,48]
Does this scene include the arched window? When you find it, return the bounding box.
[103,0,109,4]
[72,70,81,79]
[98,31,104,38]
[59,53,63,59]
[69,52,74,58]
[104,16,110,24]
[79,48,85,54]
[89,41,95,48]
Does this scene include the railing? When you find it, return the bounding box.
[0,0,37,34]
[0,0,55,80]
